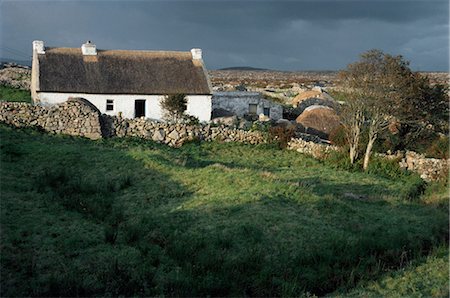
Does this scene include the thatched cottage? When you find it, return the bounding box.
[31,41,213,121]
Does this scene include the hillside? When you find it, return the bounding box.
[1,124,448,296]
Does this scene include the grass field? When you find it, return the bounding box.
[0,86,31,102]
[0,124,448,296]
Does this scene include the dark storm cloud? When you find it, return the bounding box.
[1,0,448,70]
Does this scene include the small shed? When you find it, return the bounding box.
[212,91,283,120]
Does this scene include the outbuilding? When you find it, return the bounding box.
[212,91,283,120]
[31,40,213,121]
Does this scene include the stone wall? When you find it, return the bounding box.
[0,100,265,147]
[287,138,338,159]
[102,114,266,147]
[0,98,102,139]
[1,99,447,182]
[398,151,449,182]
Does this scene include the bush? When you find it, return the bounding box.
[366,155,405,179]
[268,126,295,149]
[399,175,427,201]
[324,147,360,171]
[328,125,347,146]
[425,135,449,159]
[161,94,187,121]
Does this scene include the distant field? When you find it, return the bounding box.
[0,85,31,102]
[0,125,448,296]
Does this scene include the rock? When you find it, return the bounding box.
[258,113,270,122]
[152,129,165,142]
[168,129,179,140]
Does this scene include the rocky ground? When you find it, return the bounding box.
[209,70,449,90]
[0,63,31,90]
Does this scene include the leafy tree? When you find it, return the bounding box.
[161,93,188,121]
[339,49,449,169]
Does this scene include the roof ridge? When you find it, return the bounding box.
[45,47,191,55]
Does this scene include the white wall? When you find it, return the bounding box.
[185,95,212,122]
[37,92,212,121]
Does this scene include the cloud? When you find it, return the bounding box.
[0,0,448,70]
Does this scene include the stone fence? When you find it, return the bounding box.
[0,99,265,147]
[101,114,266,147]
[398,151,449,182]
[0,99,447,181]
[0,98,102,139]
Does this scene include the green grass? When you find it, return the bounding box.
[0,85,31,102]
[0,124,448,296]
[332,246,449,297]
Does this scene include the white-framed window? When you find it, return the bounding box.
[106,99,114,111]
[263,107,270,117]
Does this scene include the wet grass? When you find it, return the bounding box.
[0,124,448,296]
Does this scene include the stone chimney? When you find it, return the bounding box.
[33,40,45,54]
[81,40,97,55]
[191,48,202,60]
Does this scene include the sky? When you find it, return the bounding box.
[1,0,449,71]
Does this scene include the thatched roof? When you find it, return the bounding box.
[37,47,212,95]
[292,90,333,107]
[295,105,341,136]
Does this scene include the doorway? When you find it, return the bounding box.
[135,100,146,118]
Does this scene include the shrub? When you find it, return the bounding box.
[324,147,360,171]
[161,94,187,121]
[268,126,295,149]
[366,155,405,179]
[425,135,449,159]
[328,125,347,147]
[399,175,427,201]
[183,115,200,125]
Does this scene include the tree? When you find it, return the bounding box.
[161,94,187,121]
[338,92,365,164]
[338,49,448,170]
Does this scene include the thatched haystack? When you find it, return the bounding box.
[295,105,341,137]
[292,89,334,107]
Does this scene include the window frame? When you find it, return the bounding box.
[106,99,114,111]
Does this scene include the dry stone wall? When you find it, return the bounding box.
[1,99,447,181]
[287,138,338,159]
[102,115,266,147]
[0,99,266,146]
[398,151,449,182]
[0,98,102,139]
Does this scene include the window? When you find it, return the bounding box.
[249,104,257,115]
[106,99,114,111]
[263,107,270,117]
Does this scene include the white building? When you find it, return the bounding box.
[31,41,213,121]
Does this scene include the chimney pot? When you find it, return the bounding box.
[191,48,202,60]
[82,41,97,55]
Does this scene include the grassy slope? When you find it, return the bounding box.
[0,85,31,102]
[0,125,448,296]
[333,246,449,297]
